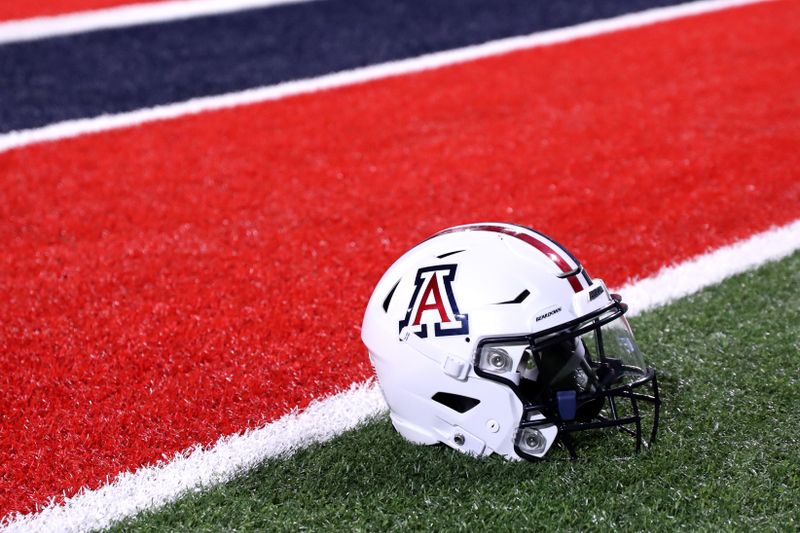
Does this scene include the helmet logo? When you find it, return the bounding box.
[398,264,469,338]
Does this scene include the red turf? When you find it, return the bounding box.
[0,0,172,22]
[1,0,799,518]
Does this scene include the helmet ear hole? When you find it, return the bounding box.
[431,392,481,413]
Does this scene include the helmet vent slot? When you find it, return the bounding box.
[436,250,464,259]
[431,392,480,413]
[382,279,401,312]
[495,289,530,305]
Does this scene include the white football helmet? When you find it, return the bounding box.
[362,223,660,460]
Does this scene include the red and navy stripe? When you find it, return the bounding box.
[1,0,693,133]
[434,224,592,293]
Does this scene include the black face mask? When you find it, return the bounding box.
[475,300,661,460]
[518,339,604,423]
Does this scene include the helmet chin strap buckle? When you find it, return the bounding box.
[399,327,470,380]
[556,390,578,421]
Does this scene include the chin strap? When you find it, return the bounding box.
[399,327,470,380]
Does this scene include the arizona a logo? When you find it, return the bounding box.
[399,264,469,338]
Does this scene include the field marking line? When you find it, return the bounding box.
[1,381,389,533]
[621,219,800,316]
[0,0,317,45]
[0,0,771,155]
[3,218,800,533]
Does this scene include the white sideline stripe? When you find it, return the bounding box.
[0,0,769,155]
[0,0,317,45]
[3,219,799,533]
[1,381,389,532]
[622,219,800,317]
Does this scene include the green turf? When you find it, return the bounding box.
[110,252,800,532]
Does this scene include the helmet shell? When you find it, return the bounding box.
[362,223,613,459]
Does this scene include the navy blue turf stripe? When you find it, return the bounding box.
[0,0,691,133]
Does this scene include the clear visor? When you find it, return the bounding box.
[583,314,646,375]
[475,300,660,458]
[476,303,649,394]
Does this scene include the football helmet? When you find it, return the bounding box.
[362,223,660,460]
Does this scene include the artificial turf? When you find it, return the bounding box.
[6,3,800,514]
[108,251,800,532]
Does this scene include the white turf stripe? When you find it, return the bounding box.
[621,219,800,317]
[3,219,799,533]
[0,0,317,45]
[1,381,388,533]
[0,0,769,155]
